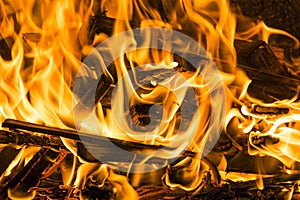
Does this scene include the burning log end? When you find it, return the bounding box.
[253,105,289,115]
[251,135,280,146]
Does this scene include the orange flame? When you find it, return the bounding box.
[0,0,300,198]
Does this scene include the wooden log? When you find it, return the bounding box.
[0,130,65,148]
[31,184,113,199]
[0,148,66,199]
[137,173,300,200]
[88,12,140,44]
[234,39,290,76]
[226,150,283,175]
[85,14,300,104]
[25,174,300,199]
[237,64,300,102]
[0,145,21,177]
[2,119,198,159]
[234,39,300,102]
[88,13,198,45]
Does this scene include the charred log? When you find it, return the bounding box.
[0,130,65,148]
[0,148,66,199]
[0,145,21,177]
[234,39,289,76]
[2,119,198,160]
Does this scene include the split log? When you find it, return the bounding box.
[234,39,300,102]
[234,39,289,76]
[238,64,300,102]
[0,145,21,177]
[0,148,67,199]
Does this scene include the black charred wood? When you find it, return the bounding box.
[235,39,289,76]
[0,130,65,148]
[226,150,284,175]
[88,12,140,44]
[0,148,64,199]
[0,145,21,177]
[237,64,300,102]
[0,38,12,60]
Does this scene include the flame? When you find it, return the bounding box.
[0,0,300,198]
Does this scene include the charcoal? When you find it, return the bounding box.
[0,38,12,60]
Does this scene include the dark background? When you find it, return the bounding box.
[230,0,300,40]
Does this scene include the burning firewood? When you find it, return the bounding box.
[1,0,300,199]
[87,14,300,104]
[0,145,21,177]
[0,147,67,199]
[2,119,300,199]
[1,119,199,160]
[235,39,289,76]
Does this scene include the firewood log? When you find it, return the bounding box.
[0,148,66,199]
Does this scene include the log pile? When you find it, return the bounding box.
[1,9,300,200]
[1,126,300,199]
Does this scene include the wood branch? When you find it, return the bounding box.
[1,119,198,160]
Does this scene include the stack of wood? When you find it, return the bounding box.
[1,9,300,200]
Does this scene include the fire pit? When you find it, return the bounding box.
[0,0,300,199]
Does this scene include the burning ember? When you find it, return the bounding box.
[0,0,300,199]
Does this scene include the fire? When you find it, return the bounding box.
[0,0,300,199]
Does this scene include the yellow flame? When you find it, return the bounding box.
[1,0,300,197]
